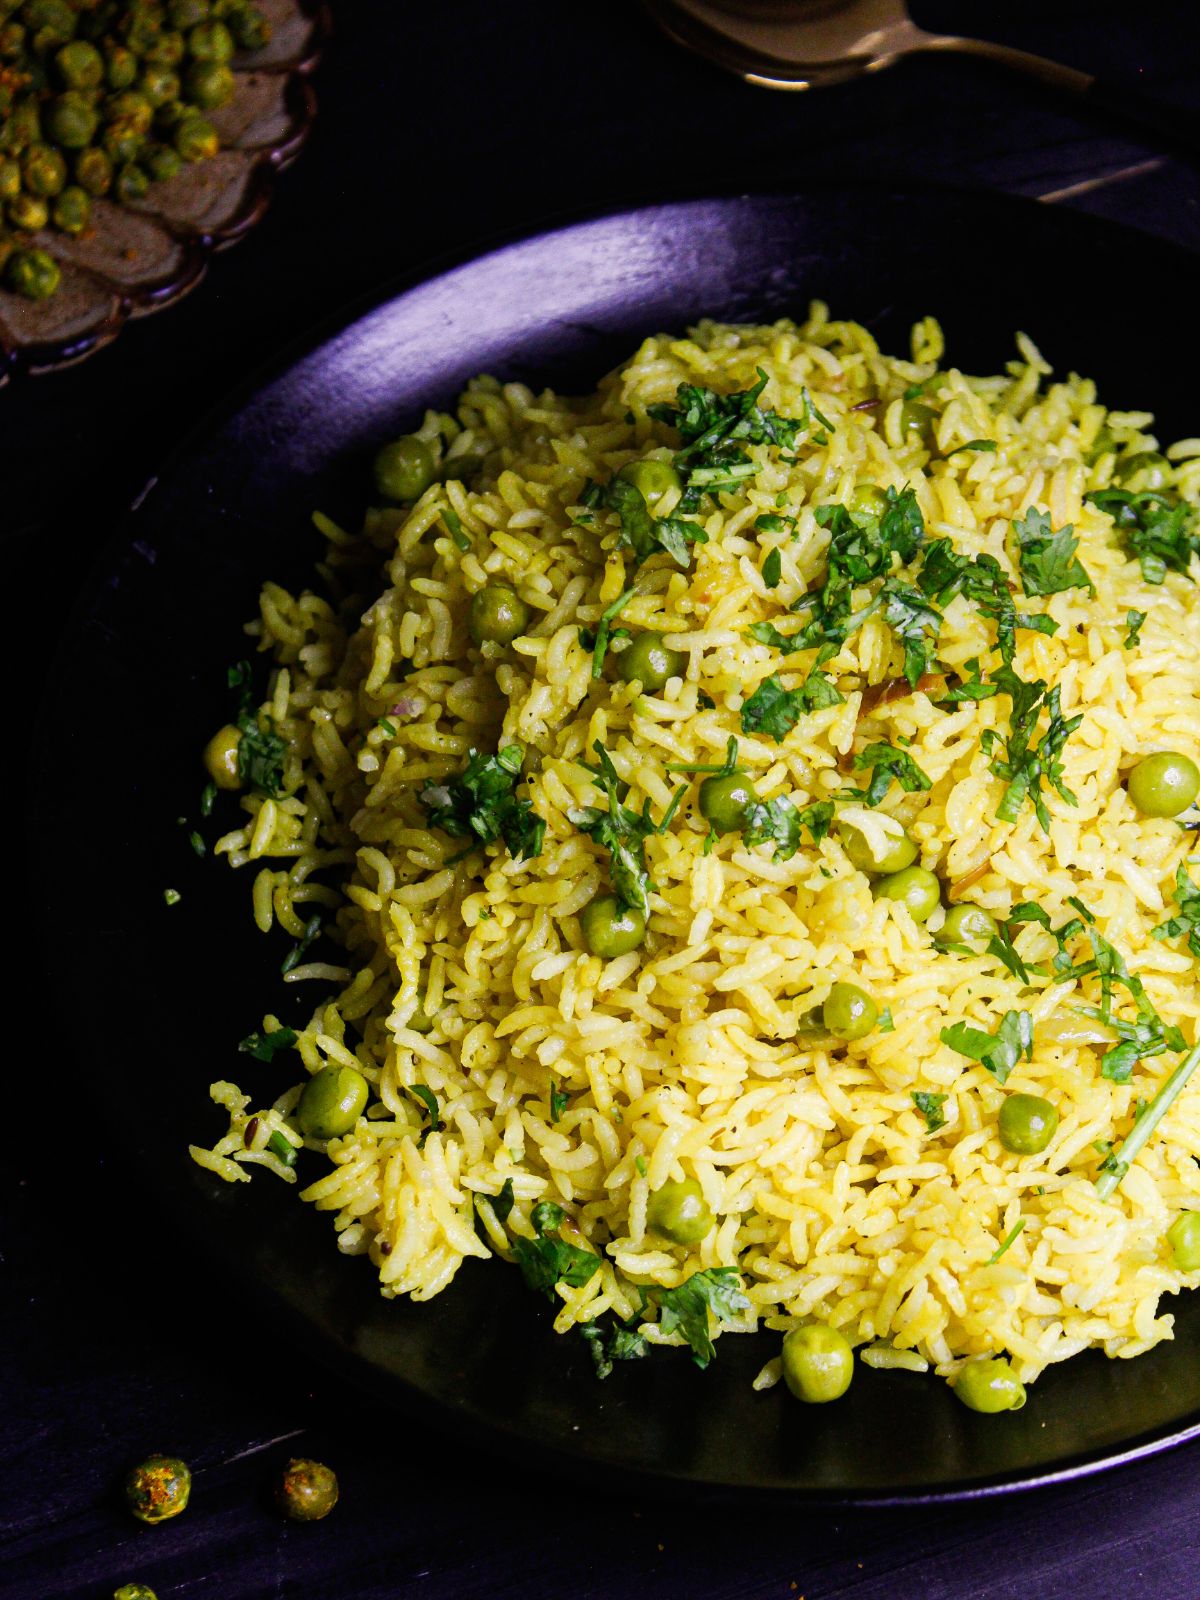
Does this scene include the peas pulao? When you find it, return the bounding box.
[191,304,1200,1403]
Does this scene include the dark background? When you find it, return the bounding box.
[7,3,1200,1597]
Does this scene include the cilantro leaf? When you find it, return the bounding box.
[1087,489,1200,585]
[881,578,943,686]
[1123,609,1146,649]
[421,745,546,861]
[987,1220,1026,1263]
[512,1205,601,1299]
[797,799,836,842]
[747,620,806,653]
[595,476,708,567]
[986,673,1082,832]
[591,587,634,679]
[550,1081,569,1122]
[1153,864,1200,963]
[281,913,321,975]
[762,547,782,589]
[741,675,806,743]
[238,1027,298,1062]
[1013,507,1093,596]
[943,657,998,704]
[648,368,806,505]
[580,1321,649,1379]
[650,1267,750,1369]
[848,742,932,807]
[742,795,802,860]
[940,1009,1033,1085]
[571,741,683,914]
[912,1090,947,1133]
[948,439,997,455]
[227,659,287,797]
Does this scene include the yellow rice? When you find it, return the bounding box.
[191,303,1200,1388]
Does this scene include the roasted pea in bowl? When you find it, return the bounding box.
[51,190,1200,1499]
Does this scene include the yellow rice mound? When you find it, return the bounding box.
[192,304,1200,1389]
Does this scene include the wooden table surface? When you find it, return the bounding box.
[6,4,1200,1596]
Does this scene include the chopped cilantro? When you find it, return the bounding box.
[281,913,322,975]
[947,439,997,455]
[943,657,998,704]
[747,620,806,654]
[592,476,708,568]
[880,578,943,686]
[796,799,836,842]
[1123,609,1146,648]
[912,1090,947,1133]
[762,547,782,589]
[1087,488,1200,585]
[227,659,287,797]
[512,1203,601,1298]
[987,1220,1026,1264]
[847,742,932,807]
[647,368,806,506]
[985,673,1082,832]
[550,1081,569,1122]
[649,1267,750,1369]
[409,1083,442,1144]
[1013,507,1093,597]
[1153,864,1200,963]
[378,717,398,737]
[878,1006,895,1033]
[571,741,683,914]
[591,587,635,679]
[940,1009,1033,1085]
[421,745,546,861]
[163,887,181,906]
[635,1155,648,1177]
[1096,1039,1200,1200]
[200,781,217,818]
[742,795,801,860]
[188,830,206,857]
[267,1129,298,1168]
[441,507,470,551]
[580,1321,649,1378]
[740,674,806,744]
[238,1027,298,1062]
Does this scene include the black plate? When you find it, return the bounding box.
[41,186,1200,1503]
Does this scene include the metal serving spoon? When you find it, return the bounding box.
[642,0,1195,156]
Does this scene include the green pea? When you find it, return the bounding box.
[5,246,58,298]
[143,140,183,181]
[646,1177,713,1244]
[373,434,435,502]
[848,483,888,517]
[838,819,917,876]
[935,902,998,955]
[1167,1212,1200,1272]
[74,145,112,195]
[202,723,242,788]
[617,631,686,693]
[1127,751,1200,818]
[7,191,49,231]
[188,19,235,59]
[617,457,682,513]
[899,400,936,448]
[106,90,155,136]
[55,37,103,89]
[296,1065,370,1140]
[822,981,878,1041]
[114,1585,158,1600]
[43,90,98,148]
[998,1092,1058,1155]
[115,161,151,203]
[698,769,758,834]
[1115,450,1170,491]
[952,1356,1026,1413]
[22,142,67,196]
[183,57,234,108]
[227,4,270,50]
[105,44,139,91]
[469,583,529,647]
[123,1455,191,1524]
[169,0,211,28]
[275,1457,338,1522]
[51,183,89,235]
[781,1324,855,1404]
[172,114,218,162]
[579,893,646,958]
[24,0,74,49]
[102,119,145,166]
[141,64,182,108]
[873,865,941,923]
[144,28,186,68]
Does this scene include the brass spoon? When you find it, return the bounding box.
[642,0,1195,155]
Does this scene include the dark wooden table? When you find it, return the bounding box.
[7,4,1200,1596]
